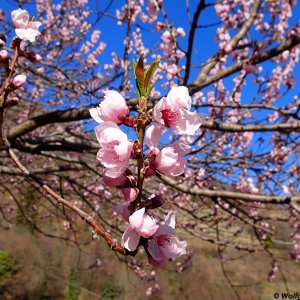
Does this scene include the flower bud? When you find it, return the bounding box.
[28,52,42,64]
[143,166,156,178]
[146,195,165,209]
[103,170,129,187]
[0,50,8,64]
[11,74,27,90]
[118,114,136,127]
[122,187,138,202]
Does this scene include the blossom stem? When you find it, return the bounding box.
[0,45,19,148]
[0,45,19,108]
[136,123,145,202]
[136,96,148,204]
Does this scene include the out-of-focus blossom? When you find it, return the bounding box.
[11,9,42,42]
[176,27,186,37]
[0,50,8,63]
[11,74,27,89]
[28,52,42,64]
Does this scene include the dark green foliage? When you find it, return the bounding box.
[101,280,123,300]
[0,250,20,277]
[64,268,81,300]
[0,250,21,294]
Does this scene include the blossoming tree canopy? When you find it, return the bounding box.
[1,0,300,296]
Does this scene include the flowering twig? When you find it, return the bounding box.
[6,145,127,255]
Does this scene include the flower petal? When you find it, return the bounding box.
[160,236,187,259]
[89,107,103,123]
[129,207,145,229]
[122,225,140,251]
[167,86,191,110]
[174,109,201,135]
[148,239,163,261]
[146,123,166,149]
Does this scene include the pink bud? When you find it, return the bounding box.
[146,195,165,209]
[28,52,42,64]
[11,74,27,89]
[118,114,136,127]
[144,166,156,177]
[122,187,138,202]
[0,50,8,63]
[103,170,129,187]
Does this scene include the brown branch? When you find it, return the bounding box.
[189,34,300,93]
[201,120,300,132]
[7,106,91,140]
[119,0,132,90]
[159,176,300,205]
[192,0,261,88]
[6,147,127,255]
[183,0,206,84]
[6,105,300,147]
[0,164,85,175]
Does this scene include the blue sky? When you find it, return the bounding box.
[2,1,300,193]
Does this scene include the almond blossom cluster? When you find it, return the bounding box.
[90,59,201,266]
[0,9,42,106]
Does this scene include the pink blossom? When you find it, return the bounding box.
[147,211,187,266]
[90,90,129,124]
[147,0,160,22]
[155,21,165,32]
[145,125,190,176]
[154,141,190,176]
[11,9,42,42]
[95,122,133,178]
[153,86,201,134]
[122,208,159,251]
[11,74,27,89]
[176,27,186,37]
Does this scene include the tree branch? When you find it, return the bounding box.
[189,34,300,93]
[159,176,300,205]
[191,0,261,88]
[6,146,128,256]
[183,0,206,85]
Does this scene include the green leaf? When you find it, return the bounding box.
[144,59,160,91]
[132,60,137,78]
[146,83,154,98]
[135,55,145,96]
